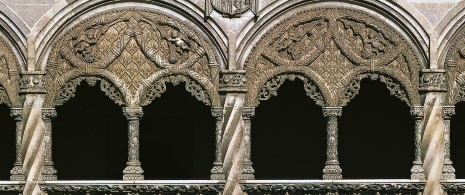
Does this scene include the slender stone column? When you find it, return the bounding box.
[241,107,255,180]
[10,108,24,181]
[322,107,342,180]
[122,107,144,180]
[210,107,225,180]
[442,106,456,179]
[40,108,58,181]
[410,106,426,180]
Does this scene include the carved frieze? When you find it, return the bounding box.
[219,70,247,93]
[245,7,421,107]
[40,184,224,194]
[419,69,446,92]
[46,9,220,108]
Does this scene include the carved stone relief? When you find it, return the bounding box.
[45,9,221,108]
[0,35,21,107]
[206,0,259,17]
[444,28,465,105]
[244,7,421,107]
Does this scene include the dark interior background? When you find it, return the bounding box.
[451,101,465,178]
[339,79,414,179]
[0,103,15,180]
[253,79,326,179]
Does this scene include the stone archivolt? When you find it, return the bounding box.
[44,9,220,108]
[245,7,421,107]
[0,35,20,108]
[445,28,465,105]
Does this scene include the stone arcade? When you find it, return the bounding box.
[1,0,465,194]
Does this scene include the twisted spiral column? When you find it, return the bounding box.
[441,106,455,179]
[10,108,25,181]
[122,107,144,180]
[210,107,225,180]
[322,107,342,180]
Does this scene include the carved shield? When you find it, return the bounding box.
[211,0,252,16]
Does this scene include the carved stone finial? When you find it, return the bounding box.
[20,71,46,94]
[419,69,447,92]
[442,106,455,119]
[122,107,143,120]
[322,107,342,118]
[242,107,255,120]
[410,106,424,118]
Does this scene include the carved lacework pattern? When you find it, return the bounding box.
[245,7,421,107]
[141,75,211,106]
[54,76,124,106]
[256,74,324,106]
[340,73,411,106]
[46,9,219,108]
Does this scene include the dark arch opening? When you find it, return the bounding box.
[53,81,127,180]
[451,101,465,178]
[140,83,215,179]
[339,79,414,179]
[0,103,15,180]
[252,79,326,179]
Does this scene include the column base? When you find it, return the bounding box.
[10,164,24,181]
[123,164,144,180]
[210,163,225,180]
[40,165,57,181]
[323,164,342,180]
[240,163,255,180]
[442,160,456,180]
[410,163,425,180]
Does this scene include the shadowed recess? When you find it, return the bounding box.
[0,104,15,180]
[54,82,127,180]
[252,79,326,179]
[140,83,215,179]
[339,79,414,179]
[451,101,465,178]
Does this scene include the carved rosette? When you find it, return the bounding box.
[211,107,225,180]
[219,70,247,93]
[9,108,24,181]
[122,107,144,180]
[41,108,58,181]
[410,106,425,180]
[322,107,342,180]
[244,7,421,108]
[241,107,255,180]
[442,106,456,180]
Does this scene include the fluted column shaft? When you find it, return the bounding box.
[40,108,58,181]
[442,106,455,179]
[241,107,255,180]
[322,107,342,180]
[122,107,144,180]
[211,107,225,180]
[10,108,24,181]
[410,106,426,180]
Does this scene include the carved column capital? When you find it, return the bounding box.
[20,71,46,94]
[219,70,247,93]
[242,107,255,120]
[410,106,424,119]
[10,108,23,121]
[442,106,456,119]
[419,69,447,92]
[322,107,342,118]
[122,107,143,120]
[42,108,57,121]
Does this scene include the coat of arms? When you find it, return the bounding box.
[206,0,258,17]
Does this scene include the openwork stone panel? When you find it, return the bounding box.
[45,9,221,108]
[244,7,422,107]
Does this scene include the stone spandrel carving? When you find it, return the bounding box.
[46,9,220,108]
[0,36,21,107]
[444,31,465,105]
[245,7,421,107]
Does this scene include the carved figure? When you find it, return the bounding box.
[74,29,98,63]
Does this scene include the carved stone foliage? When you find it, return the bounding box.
[444,27,465,105]
[443,183,465,195]
[46,9,220,108]
[245,7,421,107]
[40,184,224,195]
[0,35,20,107]
[241,183,425,195]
